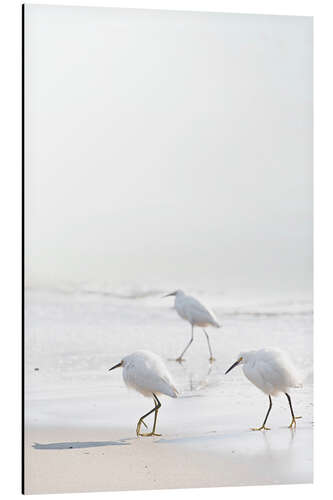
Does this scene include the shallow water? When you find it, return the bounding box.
[24,289,313,488]
[25,289,312,426]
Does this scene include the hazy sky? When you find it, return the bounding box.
[25,5,312,294]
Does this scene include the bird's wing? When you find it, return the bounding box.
[128,357,179,398]
[243,362,271,394]
[142,367,178,398]
[257,359,284,394]
[184,296,220,326]
[244,360,277,395]
[260,349,303,389]
[156,375,179,398]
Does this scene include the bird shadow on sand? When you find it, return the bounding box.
[33,440,129,450]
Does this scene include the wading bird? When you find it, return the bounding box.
[164,289,221,363]
[225,348,302,430]
[108,350,178,437]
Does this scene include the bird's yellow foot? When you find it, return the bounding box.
[209,357,216,363]
[138,432,162,437]
[136,419,148,436]
[251,425,271,431]
[288,416,302,429]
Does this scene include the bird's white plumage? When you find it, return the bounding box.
[174,290,220,328]
[239,348,302,396]
[122,350,179,398]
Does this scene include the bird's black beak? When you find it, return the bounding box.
[108,361,123,371]
[163,291,176,298]
[225,357,243,375]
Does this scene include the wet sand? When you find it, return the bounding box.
[25,409,313,494]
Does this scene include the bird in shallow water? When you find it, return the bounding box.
[225,348,302,430]
[164,289,221,363]
[109,350,179,437]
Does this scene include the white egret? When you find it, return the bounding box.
[225,348,302,430]
[108,350,179,437]
[164,289,221,363]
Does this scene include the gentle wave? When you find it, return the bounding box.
[25,284,313,316]
[26,284,166,299]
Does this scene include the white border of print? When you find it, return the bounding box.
[1,1,332,500]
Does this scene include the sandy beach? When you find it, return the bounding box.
[24,289,313,494]
[25,417,312,494]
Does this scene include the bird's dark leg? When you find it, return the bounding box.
[136,405,155,437]
[176,325,194,363]
[203,329,215,363]
[252,395,272,431]
[285,393,302,429]
[151,394,162,435]
[136,394,162,437]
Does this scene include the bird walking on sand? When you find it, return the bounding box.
[109,350,178,437]
[225,348,302,430]
[164,289,221,363]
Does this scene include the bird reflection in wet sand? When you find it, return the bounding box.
[175,361,214,393]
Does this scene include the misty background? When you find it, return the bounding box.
[25,6,312,297]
